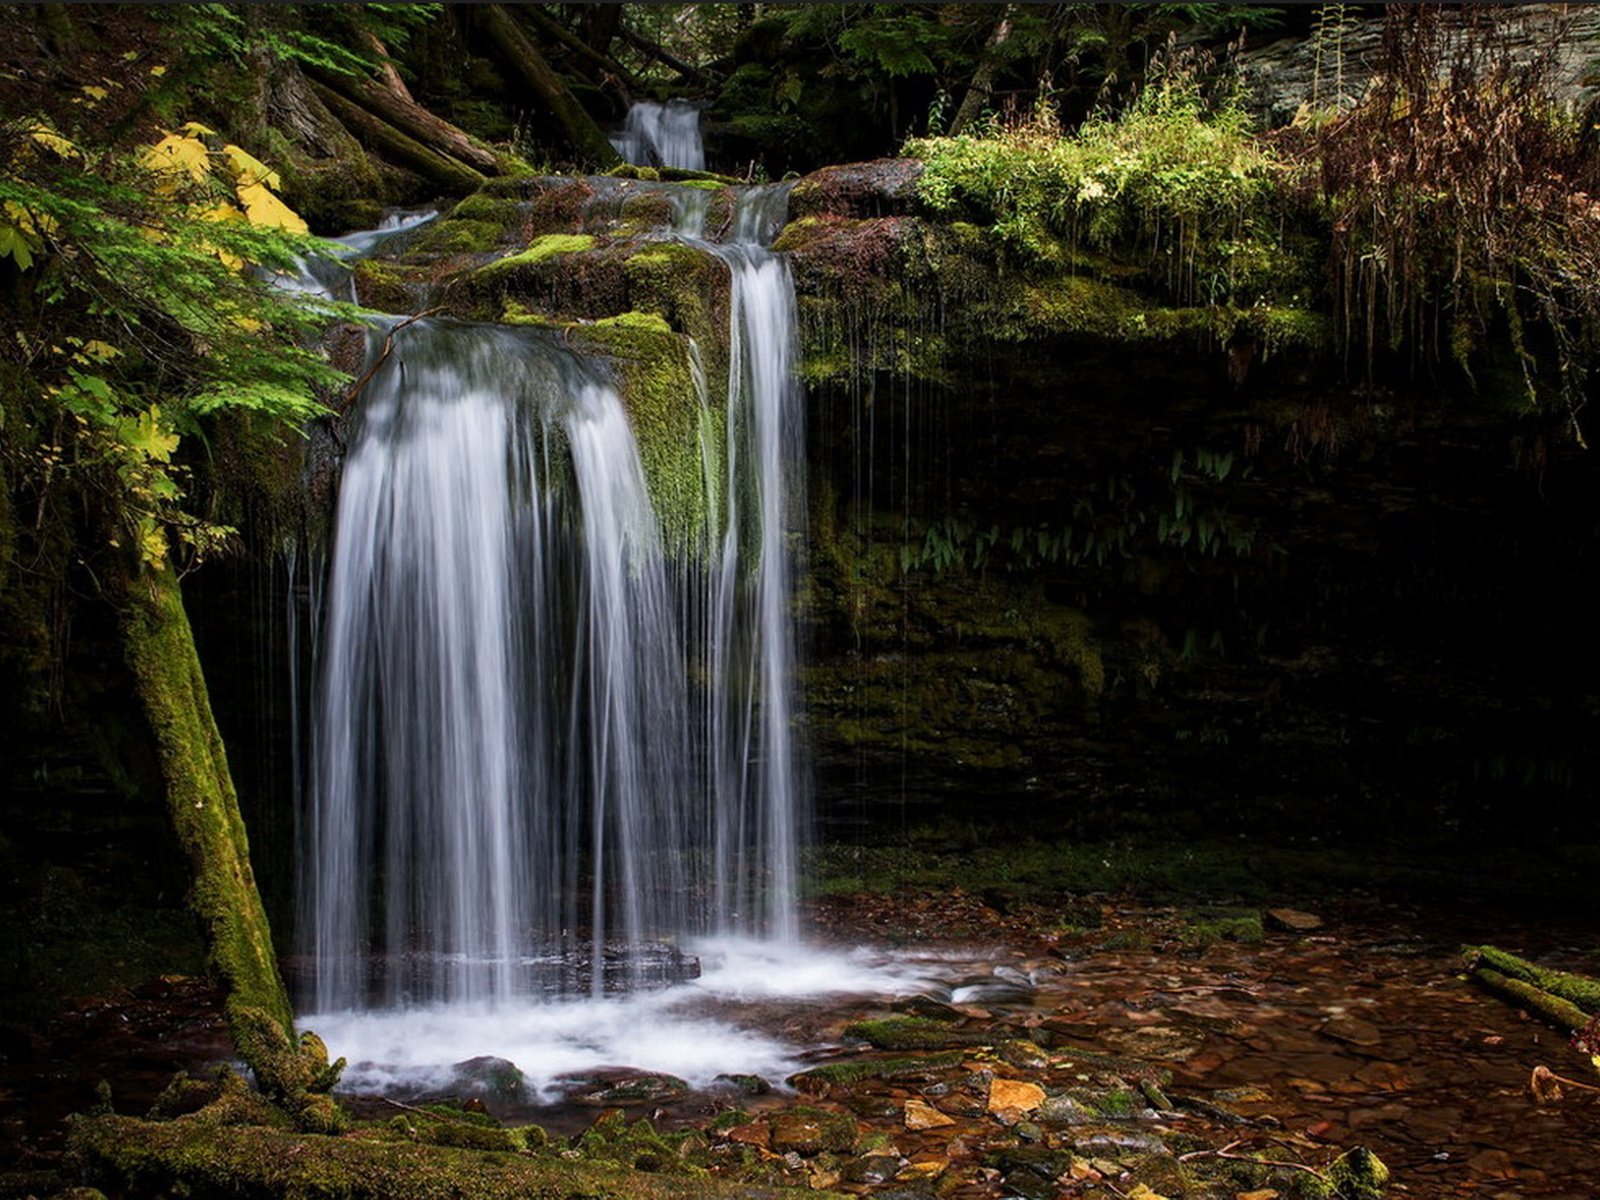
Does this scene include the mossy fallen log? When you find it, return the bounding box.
[1466,945,1600,1015]
[67,1115,833,1200]
[1471,967,1589,1033]
[310,67,502,175]
[312,81,487,195]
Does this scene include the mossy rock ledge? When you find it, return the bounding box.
[67,1114,835,1200]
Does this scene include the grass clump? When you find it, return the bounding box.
[841,1015,961,1050]
[907,54,1290,308]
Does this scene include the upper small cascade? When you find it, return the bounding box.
[273,209,437,302]
[610,100,705,172]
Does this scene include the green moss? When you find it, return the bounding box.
[482,233,598,271]
[1094,1089,1137,1117]
[1178,909,1265,950]
[568,313,717,556]
[499,300,560,327]
[606,163,662,181]
[1466,945,1600,1013]
[791,1051,965,1087]
[621,242,729,369]
[1327,1147,1390,1200]
[68,1114,829,1199]
[450,193,525,227]
[353,260,419,314]
[840,1016,964,1051]
[413,219,505,256]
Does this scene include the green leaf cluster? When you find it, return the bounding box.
[1,117,346,574]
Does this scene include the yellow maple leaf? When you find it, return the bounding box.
[143,131,213,187]
[223,144,280,191]
[81,84,109,102]
[181,121,216,137]
[235,180,308,234]
[150,65,167,77]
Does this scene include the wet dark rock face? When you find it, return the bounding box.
[782,160,1600,879]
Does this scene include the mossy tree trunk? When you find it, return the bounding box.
[118,564,294,1048]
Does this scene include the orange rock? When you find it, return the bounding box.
[904,1099,957,1130]
[725,1121,771,1150]
[986,1078,1045,1114]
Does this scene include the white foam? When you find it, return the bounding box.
[302,937,952,1101]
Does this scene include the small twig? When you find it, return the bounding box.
[338,307,443,409]
[1177,1140,1328,1179]
[1540,1066,1600,1093]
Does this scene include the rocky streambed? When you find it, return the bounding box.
[5,892,1596,1199]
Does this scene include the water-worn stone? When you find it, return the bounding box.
[987,1079,1046,1115]
[1321,1016,1383,1048]
[904,1099,956,1130]
[724,1121,770,1150]
[450,1055,525,1100]
[845,1151,904,1184]
[770,1107,857,1154]
[1036,1093,1098,1125]
[1265,907,1325,932]
[1328,1146,1390,1200]
[554,1067,688,1105]
[997,1038,1051,1070]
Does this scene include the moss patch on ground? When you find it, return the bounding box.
[68,1114,833,1200]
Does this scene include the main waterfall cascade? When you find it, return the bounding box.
[301,182,806,1016]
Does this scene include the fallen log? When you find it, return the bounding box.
[477,4,622,169]
[312,66,502,175]
[618,24,706,86]
[522,4,641,94]
[311,80,487,194]
[1472,967,1589,1033]
[358,28,415,104]
[1466,945,1600,1014]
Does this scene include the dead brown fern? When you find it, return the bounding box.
[1289,5,1600,444]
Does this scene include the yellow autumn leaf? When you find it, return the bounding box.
[137,518,169,569]
[81,340,122,362]
[223,144,280,191]
[181,121,216,137]
[201,200,245,223]
[235,180,308,233]
[27,124,82,161]
[143,131,212,186]
[3,200,39,237]
[81,84,109,102]
[150,65,167,77]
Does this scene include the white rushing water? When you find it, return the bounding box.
[610,99,705,171]
[309,938,951,1099]
[273,209,438,302]
[300,179,815,1092]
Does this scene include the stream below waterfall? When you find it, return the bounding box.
[7,896,1599,1198]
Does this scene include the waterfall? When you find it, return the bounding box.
[302,183,806,1017]
[610,100,705,171]
[699,185,804,943]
